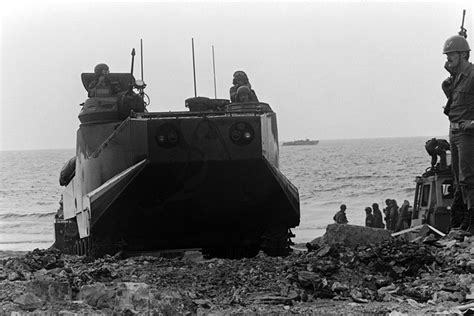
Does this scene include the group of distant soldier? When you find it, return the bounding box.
[364,203,384,229]
[330,30,474,236]
[333,199,412,233]
[382,199,412,232]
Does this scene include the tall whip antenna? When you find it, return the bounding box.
[459,9,467,38]
[140,39,144,81]
[129,48,136,92]
[212,45,217,99]
[192,38,197,97]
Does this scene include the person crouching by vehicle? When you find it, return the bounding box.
[425,138,450,170]
[333,204,348,224]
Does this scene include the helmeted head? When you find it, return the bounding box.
[94,63,110,76]
[444,35,471,70]
[233,70,249,86]
[236,85,252,102]
[372,203,379,210]
[425,138,437,152]
[385,199,391,205]
[365,207,372,214]
[443,35,470,54]
[340,204,347,211]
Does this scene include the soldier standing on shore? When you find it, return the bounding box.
[333,204,348,224]
[396,200,411,232]
[365,207,375,227]
[387,200,399,232]
[383,199,391,229]
[372,203,385,228]
[442,32,474,234]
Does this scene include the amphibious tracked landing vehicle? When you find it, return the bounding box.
[54,71,300,258]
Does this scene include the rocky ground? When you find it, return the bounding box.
[0,225,473,315]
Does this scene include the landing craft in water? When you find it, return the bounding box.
[282,139,319,146]
[53,49,300,258]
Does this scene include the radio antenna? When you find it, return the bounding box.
[129,48,136,92]
[140,39,144,81]
[212,45,217,99]
[192,38,197,97]
[459,9,467,38]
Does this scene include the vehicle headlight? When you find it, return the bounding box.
[155,123,180,148]
[229,122,254,145]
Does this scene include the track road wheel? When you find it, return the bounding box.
[74,239,82,256]
[74,237,91,256]
[243,244,260,258]
[73,240,79,256]
[261,225,293,257]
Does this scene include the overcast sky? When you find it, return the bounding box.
[1,0,473,150]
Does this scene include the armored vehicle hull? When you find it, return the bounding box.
[55,78,300,258]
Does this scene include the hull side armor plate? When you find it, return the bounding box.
[78,159,149,238]
[262,156,300,224]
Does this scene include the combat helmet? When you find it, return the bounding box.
[233,70,249,85]
[443,35,471,54]
[94,63,110,75]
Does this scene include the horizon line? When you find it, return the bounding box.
[0,134,450,152]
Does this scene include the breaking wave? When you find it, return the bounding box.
[0,212,56,220]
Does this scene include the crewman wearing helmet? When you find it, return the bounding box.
[235,85,253,102]
[229,71,259,103]
[442,34,474,234]
[88,63,122,97]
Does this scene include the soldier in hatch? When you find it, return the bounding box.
[88,63,122,98]
[229,71,259,103]
[235,86,253,103]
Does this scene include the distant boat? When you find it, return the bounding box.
[282,139,319,146]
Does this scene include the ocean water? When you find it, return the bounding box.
[0,137,433,253]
